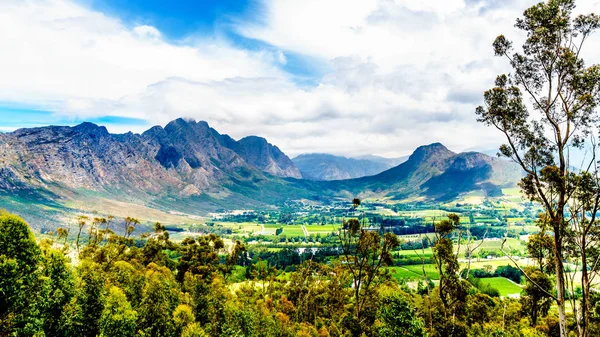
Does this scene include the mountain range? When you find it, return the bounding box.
[333,143,523,201]
[0,118,523,227]
[292,154,408,180]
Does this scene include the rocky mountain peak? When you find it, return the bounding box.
[73,122,109,136]
[448,152,491,171]
[237,136,301,178]
[409,143,454,163]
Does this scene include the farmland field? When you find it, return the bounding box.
[396,248,434,258]
[402,264,441,280]
[480,277,523,297]
[282,226,305,236]
[465,258,532,270]
[304,224,338,234]
[388,266,425,281]
[216,222,263,234]
[470,238,527,253]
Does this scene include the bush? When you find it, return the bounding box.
[494,265,522,284]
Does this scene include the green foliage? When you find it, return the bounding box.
[477,1,600,335]
[494,265,522,284]
[520,267,553,326]
[77,260,106,337]
[338,209,400,328]
[374,288,426,337]
[0,211,43,335]
[99,286,137,337]
[40,247,76,337]
[181,322,208,337]
[138,263,179,337]
[0,210,576,337]
[432,214,467,321]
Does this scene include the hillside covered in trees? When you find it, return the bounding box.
[1,210,590,337]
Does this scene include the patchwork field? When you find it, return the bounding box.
[480,277,523,297]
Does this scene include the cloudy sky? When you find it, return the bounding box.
[1,0,599,157]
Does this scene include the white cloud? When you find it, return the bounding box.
[1,0,599,158]
[0,0,284,115]
[133,25,161,39]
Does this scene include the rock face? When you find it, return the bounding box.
[236,136,301,178]
[292,154,393,180]
[0,119,302,197]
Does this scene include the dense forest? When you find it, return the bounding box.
[2,208,599,337]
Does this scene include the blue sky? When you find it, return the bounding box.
[84,0,254,40]
[0,0,328,134]
[0,103,148,132]
[82,0,327,85]
[1,0,598,156]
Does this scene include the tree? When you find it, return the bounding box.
[223,239,246,279]
[564,169,600,336]
[527,232,555,274]
[494,265,523,284]
[124,217,140,239]
[520,267,553,326]
[77,260,106,337]
[76,215,89,253]
[0,211,43,335]
[56,227,69,248]
[40,248,76,337]
[337,198,400,331]
[99,286,137,337]
[476,1,600,335]
[173,304,196,336]
[106,261,145,308]
[138,263,180,337]
[430,214,467,335]
[374,288,426,337]
[181,323,208,337]
[176,234,224,283]
[88,216,107,248]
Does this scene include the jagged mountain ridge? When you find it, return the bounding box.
[0,119,302,197]
[236,136,301,179]
[0,121,524,227]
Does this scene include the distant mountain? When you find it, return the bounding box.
[354,154,409,167]
[292,154,392,180]
[236,136,301,178]
[330,143,523,201]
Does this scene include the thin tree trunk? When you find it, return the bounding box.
[581,238,589,337]
[554,231,567,337]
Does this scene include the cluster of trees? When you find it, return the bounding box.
[0,210,425,337]
[7,204,600,336]
[477,0,600,336]
[470,265,522,284]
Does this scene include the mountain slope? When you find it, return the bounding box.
[354,154,409,167]
[0,119,311,225]
[292,154,392,180]
[330,143,523,201]
[236,136,301,178]
[0,121,523,228]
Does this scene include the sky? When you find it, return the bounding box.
[1,0,599,157]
